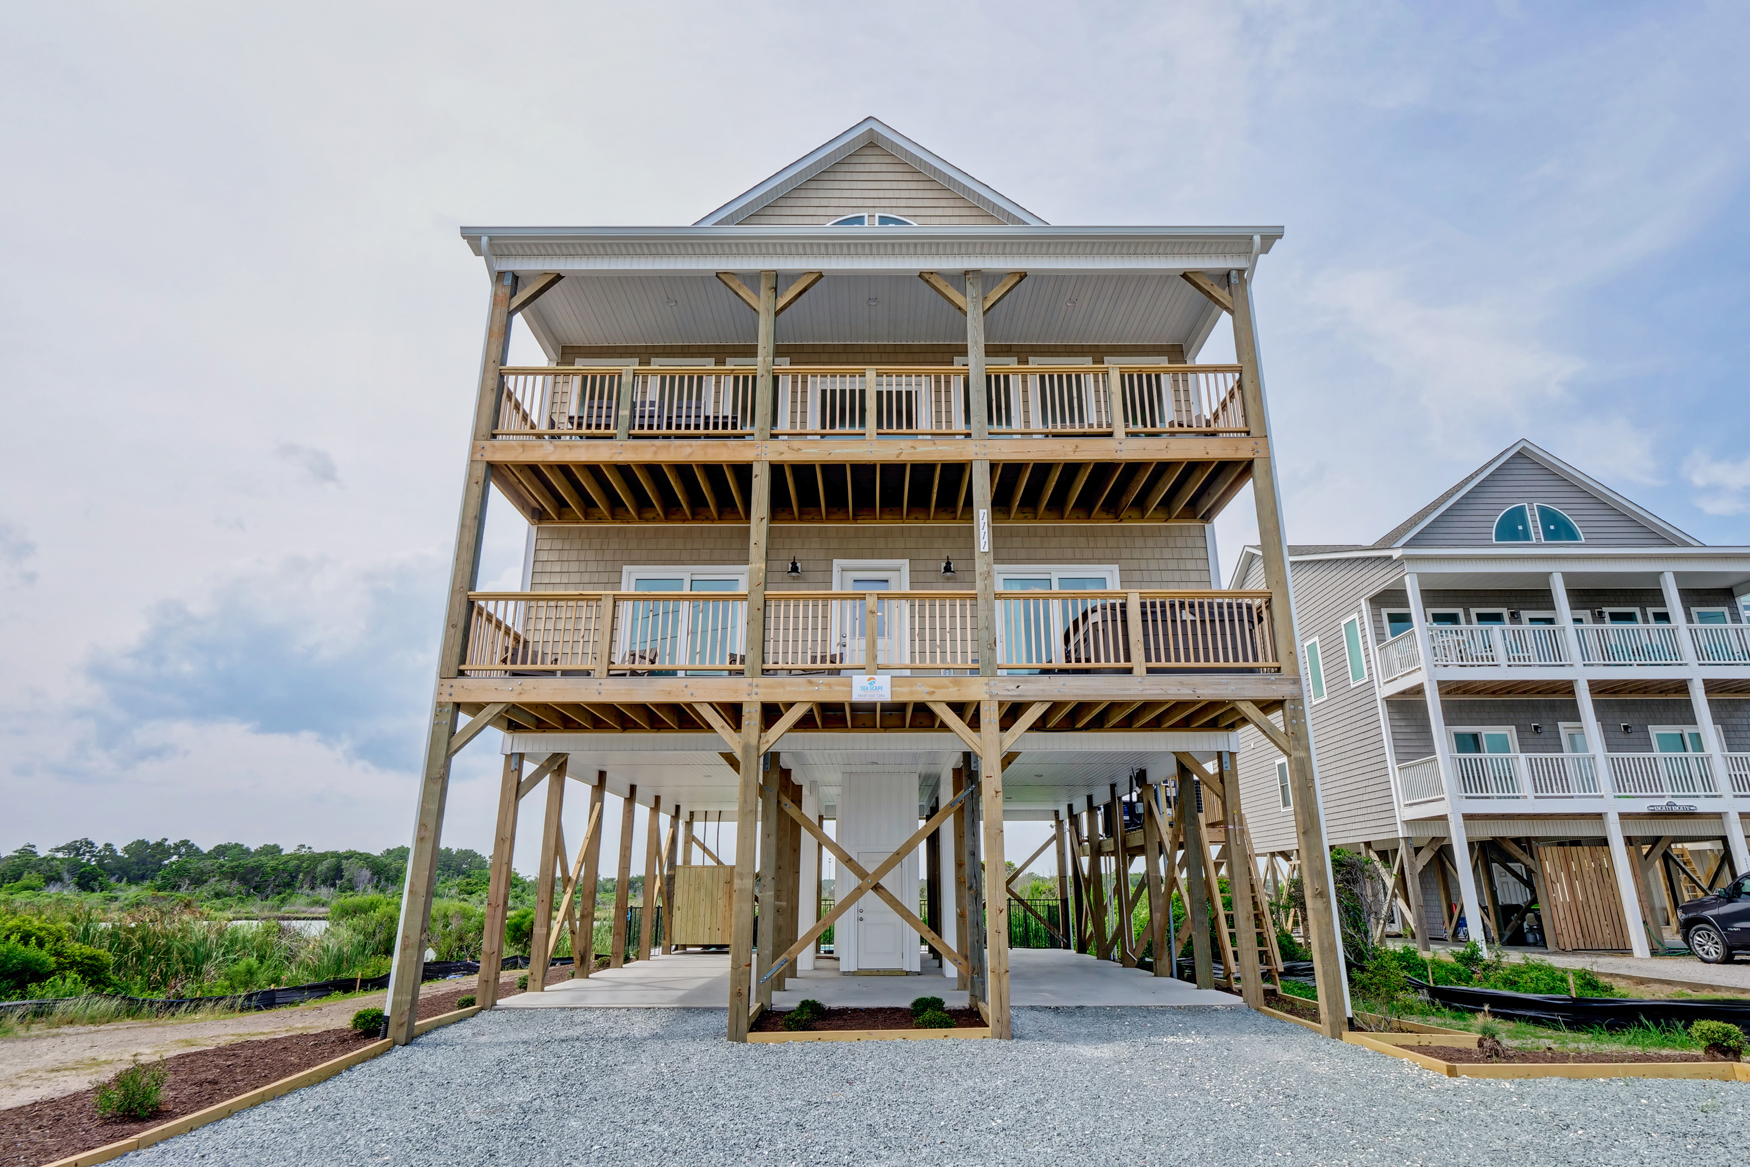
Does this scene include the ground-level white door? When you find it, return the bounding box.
[855,851,905,969]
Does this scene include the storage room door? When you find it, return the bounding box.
[1536,843,1631,952]
[855,850,904,969]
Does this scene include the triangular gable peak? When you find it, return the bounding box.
[1377,440,1698,549]
[695,117,1045,227]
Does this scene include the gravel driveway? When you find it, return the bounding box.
[130,1007,1745,1166]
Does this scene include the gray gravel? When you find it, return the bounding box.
[129,1007,1746,1166]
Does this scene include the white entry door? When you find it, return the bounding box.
[832,560,909,672]
[855,851,905,969]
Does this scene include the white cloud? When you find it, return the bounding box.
[1685,450,1750,516]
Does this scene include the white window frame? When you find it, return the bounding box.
[1521,610,1560,625]
[1492,503,1535,543]
[1424,608,1464,626]
[1647,607,1673,625]
[993,565,1121,674]
[620,565,749,591]
[1276,759,1292,810]
[1449,725,1520,754]
[1557,722,1589,754]
[1467,608,1510,626]
[1303,636,1327,704]
[1381,608,1414,640]
[831,559,912,592]
[1602,607,1643,625]
[825,212,918,226]
[1648,725,1723,753]
[1340,613,1369,686]
[1534,503,1585,543]
[1692,606,1732,624]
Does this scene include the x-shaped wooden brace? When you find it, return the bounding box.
[760,783,973,984]
[1004,833,1069,946]
[545,799,604,962]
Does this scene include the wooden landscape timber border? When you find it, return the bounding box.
[1342,1033,1750,1081]
[44,1006,483,1167]
[747,1026,992,1044]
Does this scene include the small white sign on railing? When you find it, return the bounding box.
[852,674,892,701]
[1645,800,1701,814]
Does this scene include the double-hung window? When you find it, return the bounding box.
[1340,614,1368,685]
[1276,760,1292,810]
[1303,636,1327,703]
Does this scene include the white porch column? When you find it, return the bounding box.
[1602,810,1652,958]
[1404,572,1488,953]
[1553,571,1649,954]
[797,782,821,972]
[937,801,959,979]
[1660,572,1747,869]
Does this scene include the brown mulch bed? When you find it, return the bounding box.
[1263,992,1322,1024]
[0,968,568,1167]
[1419,1045,1720,1065]
[752,1006,985,1033]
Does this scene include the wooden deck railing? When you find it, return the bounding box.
[460,589,1276,677]
[492,364,1247,440]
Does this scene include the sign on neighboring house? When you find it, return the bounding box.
[1644,800,1700,814]
[853,675,893,702]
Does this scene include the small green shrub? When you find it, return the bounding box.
[783,997,825,1029]
[910,995,945,1018]
[94,1061,167,1120]
[1691,1019,1746,1059]
[0,938,57,997]
[455,994,476,1009]
[915,1009,955,1029]
[350,1007,386,1035]
[25,971,92,1000]
[516,973,529,990]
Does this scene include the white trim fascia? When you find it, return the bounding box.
[458,226,1285,276]
[1386,438,1700,549]
[499,729,1240,754]
[1182,297,1225,361]
[516,302,563,363]
[692,118,1048,226]
[1227,545,1263,590]
[1204,523,1221,589]
[1288,546,1750,564]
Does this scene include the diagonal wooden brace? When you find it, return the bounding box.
[545,800,604,961]
[1008,886,1069,946]
[449,703,509,756]
[1000,701,1052,753]
[926,701,983,754]
[516,753,567,801]
[692,702,743,753]
[1232,700,1291,755]
[759,702,814,755]
[761,785,973,984]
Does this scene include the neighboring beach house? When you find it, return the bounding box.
[1232,440,1750,958]
[382,117,1352,1044]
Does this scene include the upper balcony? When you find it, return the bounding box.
[494,363,1245,442]
[1376,622,1750,691]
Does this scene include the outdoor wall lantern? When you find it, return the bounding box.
[1531,724,1543,734]
[787,556,802,578]
[1622,724,1634,734]
[941,556,956,577]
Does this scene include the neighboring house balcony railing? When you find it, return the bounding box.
[492,364,1247,441]
[1395,751,1750,807]
[1377,625,1750,683]
[461,590,1276,678]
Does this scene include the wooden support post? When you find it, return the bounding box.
[576,773,607,975]
[386,267,515,1046]
[476,753,523,1007]
[756,756,778,1007]
[1220,751,1264,1007]
[638,795,663,961]
[961,751,987,1008]
[685,810,696,866]
[1053,811,1072,951]
[1231,267,1348,1038]
[727,703,760,1041]
[661,803,681,955]
[1086,798,1110,960]
[528,757,567,992]
[1067,804,1088,953]
[1110,783,1136,966]
[609,784,637,969]
[978,699,1011,1038]
[1177,760,1214,989]
[1141,781,1166,975]
[952,765,970,991]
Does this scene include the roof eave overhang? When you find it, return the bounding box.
[462,225,1284,275]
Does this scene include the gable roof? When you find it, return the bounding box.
[1372,439,1700,548]
[695,117,1047,227]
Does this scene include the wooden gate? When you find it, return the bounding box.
[1535,843,1630,952]
[669,865,733,947]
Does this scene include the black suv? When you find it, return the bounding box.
[1679,874,1750,963]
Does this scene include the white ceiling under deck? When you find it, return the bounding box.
[519,271,1219,352]
[502,729,1238,821]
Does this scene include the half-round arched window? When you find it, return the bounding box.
[826,213,918,226]
[1494,504,1533,542]
[1536,504,1584,542]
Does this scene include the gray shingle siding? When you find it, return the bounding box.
[1235,553,1404,854]
[1404,452,1678,548]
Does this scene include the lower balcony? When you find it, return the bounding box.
[1395,750,1750,810]
[462,589,1278,677]
[1376,622,1750,685]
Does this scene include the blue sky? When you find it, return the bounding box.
[2,2,1747,873]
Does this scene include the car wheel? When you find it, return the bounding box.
[1687,922,1732,964]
